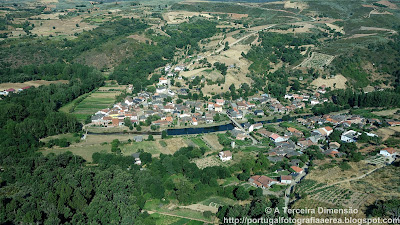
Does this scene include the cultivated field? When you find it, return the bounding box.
[72,90,121,121]
[297,52,335,69]
[0,80,68,90]
[307,160,376,184]
[194,156,221,169]
[30,14,97,37]
[163,11,213,24]
[155,137,190,156]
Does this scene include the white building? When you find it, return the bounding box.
[219,150,232,161]
[280,175,292,185]
[380,148,397,157]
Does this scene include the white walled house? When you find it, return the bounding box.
[219,151,232,161]
[280,175,292,184]
[380,148,397,157]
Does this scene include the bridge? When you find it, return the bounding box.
[227,114,258,145]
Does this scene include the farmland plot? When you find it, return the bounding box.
[297,52,335,69]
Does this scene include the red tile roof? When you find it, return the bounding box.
[290,166,303,173]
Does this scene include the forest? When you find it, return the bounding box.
[111,19,218,92]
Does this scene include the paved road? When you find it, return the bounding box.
[284,165,308,209]
[227,114,258,145]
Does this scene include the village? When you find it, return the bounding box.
[85,64,400,197]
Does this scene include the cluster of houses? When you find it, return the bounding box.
[0,86,31,96]
[248,165,305,189]
[90,81,336,129]
[91,91,230,127]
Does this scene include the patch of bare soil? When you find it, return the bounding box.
[0,80,69,90]
[346,33,377,39]
[283,0,308,12]
[194,156,222,169]
[30,14,97,37]
[163,11,213,24]
[202,45,252,95]
[179,204,218,213]
[375,126,400,141]
[127,34,155,44]
[202,134,224,151]
[377,0,398,9]
[311,74,347,90]
[308,160,376,184]
[156,137,189,155]
[360,26,397,34]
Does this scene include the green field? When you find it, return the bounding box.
[200,196,236,207]
[151,213,205,225]
[189,137,210,150]
[145,199,213,224]
[72,91,121,122]
[121,141,161,156]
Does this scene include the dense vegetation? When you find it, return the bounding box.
[0,18,148,70]
[110,19,218,92]
[332,89,400,108]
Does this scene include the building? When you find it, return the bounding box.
[249,123,263,132]
[290,166,304,174]
[219,151,232,161]
[132,152,141,165]
[380,147,397,157]
[159,77,168,85]
[280,175,292,184]
[270,133,287,143]
[329,142,341,150]
[341,130,359,143]
[254,109,264,116]
[214,104,223,112]
[249,175,277,189]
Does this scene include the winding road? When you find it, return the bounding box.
[210,24,276,56]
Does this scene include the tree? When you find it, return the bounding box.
[136,125,142,131]
[139,152,152,164]
[234,186,249,200]
[147,134,154,141]
[161,130,167,139]
[150,125,158,131]
[124,117,132,127]
[251,188,263,198]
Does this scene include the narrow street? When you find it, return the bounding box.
[284,165,308,209]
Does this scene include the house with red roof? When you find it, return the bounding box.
[219,150,232,161]
[290,166,304,174]
[269,133,287,143]
[380,147,398,158]
[249,175,277,189]
[158,77,168,85]
[280,175,292,184]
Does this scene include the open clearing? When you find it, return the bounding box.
[297,52,335,69]
[194,156,221,169]
[30,15,97,37]
[163,11,213,24]
[360,26,397,34]
[374,126,400,141]
[377,0,398,9]
[372,108,399,116]
[311,74,348,89]
[72,90,121,121]
[40,134,171,161]
[154,137,189,156]
[0,80,68,90]
[307,160,376,184]
[127,34,155,44]
[202,44,252,94]
[202,134,224,150]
